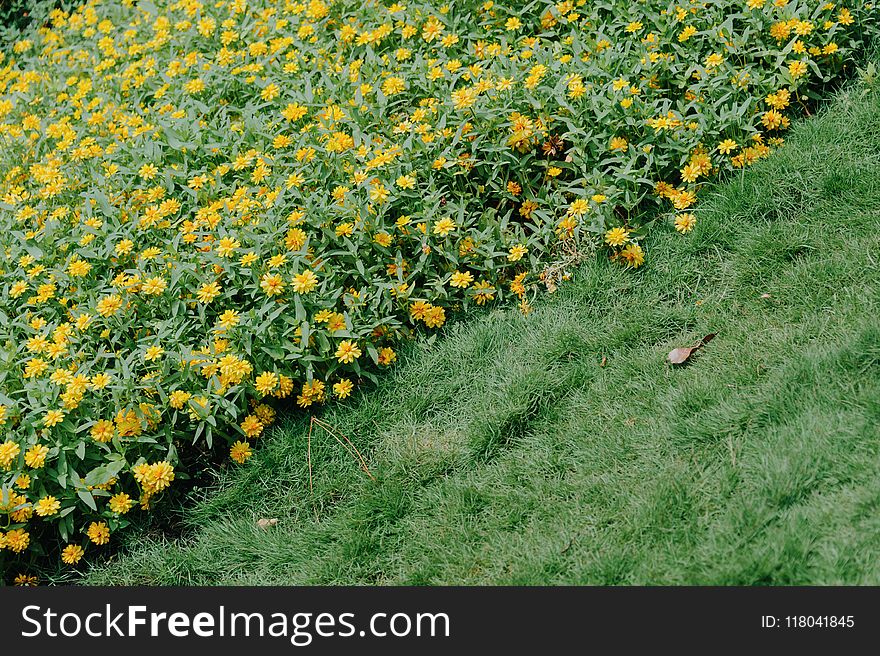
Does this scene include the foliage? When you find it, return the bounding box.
[0,0,877,578]
[1,0,31,31]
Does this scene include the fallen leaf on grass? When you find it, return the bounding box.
[667,333,717,365]
[257,518,278,528]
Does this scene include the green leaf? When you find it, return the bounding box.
[77,489,98,512]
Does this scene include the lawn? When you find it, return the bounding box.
[84,74,880,585]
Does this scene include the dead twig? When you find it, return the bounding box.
[311,416,375,481]
[306,416,375,519]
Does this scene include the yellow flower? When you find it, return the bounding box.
[254,404,275,425]
[9,280,27,297]
[762,109,785,130]
[335,339,362,364]
[67,258,92,277]
[139,163,158,180]
[450,270,473,288]
[507,244,527,262]
[619,243,645,268]
[0,441,22,469]
[291,269,318,294]
[422,15,444,41]
[230,440,252,463]
[378,347,397,366]
[672,189,697,210]
[218,310,240,329]
[44,409,64,427]
[333,378,354,398]
[197,281,222,303]
[184,78,206,94]
[109,492,133,514]
[678,25,697,42]
[141,277,167,295]
[788,60,808,79]
[285,228,307,251]
[25,443,49,468]
[96,294,123,317]
[90,419,115,442]
[216,237,241,257]
[168,390,192,409]
[115,239,134,256]
[705,53,724,69]
[568,198,590,216]
[87,521,110,545]
[144,345,164,361]
[604,227,630,247]
[610,136,628,152]
[61,544,85,565]
[433,218,456,236]
[382,76,405,95]
[326,313,346,333]
[35,496,61,517]
[240,414,264,438]
[258,272,285,296]
[674,213,697,233]
[717,139,738,154]
[268,254,287,268]
[255,371,279,395]
[423,305,446,327]
[282,102,308,121]
[472,281,495,306]
[6,528,30,553]
[24,358,49,379]
[133,461,175,494]
[396,174,416,189]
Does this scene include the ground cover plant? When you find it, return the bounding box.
[0,0,878,579]
[85,76,880,585]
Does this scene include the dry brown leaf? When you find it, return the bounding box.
[667,333,716,365]
[667,346,695,364]
[256,518,278,528]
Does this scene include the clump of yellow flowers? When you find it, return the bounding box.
[0,0,876,579]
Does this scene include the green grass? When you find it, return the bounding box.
[83,79,880,586]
